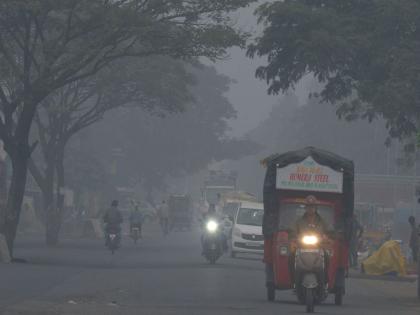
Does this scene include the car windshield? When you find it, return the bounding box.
[236,208,263,226]
[278,203,335,232]
[222,202,240,218]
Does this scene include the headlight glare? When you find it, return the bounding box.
[302,235,319,245]
[206,220,219,233]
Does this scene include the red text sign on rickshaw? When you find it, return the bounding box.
[276,157,343,193]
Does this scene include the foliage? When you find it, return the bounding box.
[0,0,255,252]
[248,0,420,140]
[83,64,259,193]
[230,92,398,197]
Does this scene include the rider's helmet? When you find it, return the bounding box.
[304,195,319,205]
[208,203,216,214]
[304,195,319,216]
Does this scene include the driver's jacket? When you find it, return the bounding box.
[294,213,328,236]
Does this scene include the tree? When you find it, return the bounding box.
[84,64,259,200]
[0,0,255,256]
[229,92,396,197]
[29,56,193,245]
[247,0,420,141]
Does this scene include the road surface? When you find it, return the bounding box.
[0,223,419,314]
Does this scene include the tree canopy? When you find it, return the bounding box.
[248,0,420,140]
[0,0,256,254]
[83,64,258,195]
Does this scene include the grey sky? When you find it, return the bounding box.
[213,3,310,136]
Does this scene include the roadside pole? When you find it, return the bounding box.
[418,241,420,299]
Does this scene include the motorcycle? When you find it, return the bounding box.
[294,233,327,313]
[130,226,141,244]
[202,219,223,264]
[106,227,121,254]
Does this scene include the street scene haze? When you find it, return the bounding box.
[0,1,420,314]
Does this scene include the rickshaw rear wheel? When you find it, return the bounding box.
[334,292,343,305]
[267,285,275,302]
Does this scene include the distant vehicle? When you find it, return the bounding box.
[203,170,237,205]
[230,201,264,258]
[168,195,193,231]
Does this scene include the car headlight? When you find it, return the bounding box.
[206,220,219,233]
[233,227,241,237]
[302,235,319,245]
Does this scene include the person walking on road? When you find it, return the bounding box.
[350,214,364,268]
[158,200,170,236]
[408,216,419,262]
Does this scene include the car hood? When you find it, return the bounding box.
[234,224,262,235]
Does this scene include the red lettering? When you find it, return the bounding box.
[290,173,312,182]
[314,175,329,183]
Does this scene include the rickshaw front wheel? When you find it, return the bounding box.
[334,292,343,305]
[305,288,315,313]
[267,285,275,302]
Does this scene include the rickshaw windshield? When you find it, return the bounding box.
[237,208,263,226]
[278,203,335,232]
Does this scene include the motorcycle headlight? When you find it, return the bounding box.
[206,220,219,233]
[302,235,319,245]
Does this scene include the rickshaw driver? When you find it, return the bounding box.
[289,195,329,287]
[295,195,328,236]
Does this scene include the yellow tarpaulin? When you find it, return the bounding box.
[362,240,407,276]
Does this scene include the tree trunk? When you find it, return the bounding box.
[0,154,29,258]
[51,148,65,246]
[43,163,60,247]
[44,191,60,247]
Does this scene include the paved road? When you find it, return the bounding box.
[0,223,419,314]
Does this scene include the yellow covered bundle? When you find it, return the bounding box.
[362,240,407,276]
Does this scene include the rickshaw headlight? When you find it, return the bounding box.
[302,235,319,245]
[206,220,219,233]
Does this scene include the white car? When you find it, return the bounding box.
[231,201,264,258]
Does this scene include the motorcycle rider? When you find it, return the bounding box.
[201,204,228,253]
[103,200,123,246]
[130,205,144,238]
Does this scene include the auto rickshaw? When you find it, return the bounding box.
[262,147,353,312]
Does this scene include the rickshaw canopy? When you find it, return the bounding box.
[262,147,354,237]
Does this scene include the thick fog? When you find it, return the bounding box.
[0,2,419,314]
